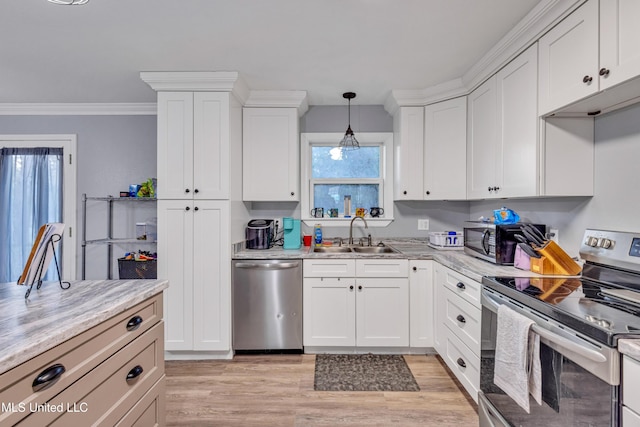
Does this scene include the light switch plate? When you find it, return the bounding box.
[418,219,430,230]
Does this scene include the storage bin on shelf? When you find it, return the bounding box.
[428,231,463,249]
[118,258,157,279]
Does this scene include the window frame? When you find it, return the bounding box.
[301,132,394,227]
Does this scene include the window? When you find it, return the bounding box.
[301,133,394,226]
[0,135,77,282]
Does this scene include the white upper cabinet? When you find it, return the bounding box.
[496,44,539,198]
[538,0,599,116]
[393,106,424,200]
[243,108,299,201]
[600,0,640,90]
[157,91,230,200]
[468,44,538,199]
[423,98,467,200]
[466,74,498,199]
[539,0,640,115]
[393,101,467,201]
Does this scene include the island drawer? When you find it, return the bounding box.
[19,321,164,426]
[0,294,163,427]
[116,376,166,427]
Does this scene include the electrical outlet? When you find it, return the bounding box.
[550,228,559,243]
[418,219,430,230]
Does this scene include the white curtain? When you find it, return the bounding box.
[0,147,63,283]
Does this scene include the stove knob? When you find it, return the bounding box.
[601,238,614,249]
[586,236,599,247]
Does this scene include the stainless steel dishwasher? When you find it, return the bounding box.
[232,259,303,351]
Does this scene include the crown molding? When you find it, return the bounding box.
[0,103,157,115]
[384,78,466,115]
[139,71,250,104]
[244,90,309,116]
[385,0,583,111]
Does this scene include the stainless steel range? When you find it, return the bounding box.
[479,229,640,427]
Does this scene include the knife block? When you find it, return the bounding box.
[531,240,582,276]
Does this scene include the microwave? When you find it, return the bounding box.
[463,221,546,265]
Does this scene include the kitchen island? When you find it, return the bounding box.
[0,279,168,426]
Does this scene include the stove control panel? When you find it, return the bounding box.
[585,235,615,249]
[581,229,640,273]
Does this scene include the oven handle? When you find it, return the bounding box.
[482,289,607,364]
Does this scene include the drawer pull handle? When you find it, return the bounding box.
[126,315,143,331]
[456,282,466,290]
[126,365,144,383]
[456,358,466,368]
[32,364,66,392]
[456,314,466,323]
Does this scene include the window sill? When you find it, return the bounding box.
[302,217,393,228]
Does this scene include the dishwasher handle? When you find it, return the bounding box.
[234,261,300,270]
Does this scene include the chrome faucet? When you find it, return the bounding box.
[348,216,368,245]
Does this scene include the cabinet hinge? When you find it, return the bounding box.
[69,153,72,165]
[69,227,72,238]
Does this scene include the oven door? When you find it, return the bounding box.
[480,288,620,427]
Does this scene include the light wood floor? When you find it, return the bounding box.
[165,354,479,426]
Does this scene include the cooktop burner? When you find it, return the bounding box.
[483,229,640,346]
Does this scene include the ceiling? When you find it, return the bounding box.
[1,0,541,106]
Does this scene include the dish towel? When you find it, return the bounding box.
[493,304,542,413]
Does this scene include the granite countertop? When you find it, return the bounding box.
[619,339,640,359]
[233,237,544,282]
[0,279,168,375]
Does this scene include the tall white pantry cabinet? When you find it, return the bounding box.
[141,72,246,357]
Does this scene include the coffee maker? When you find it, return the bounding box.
[282,217,301,249]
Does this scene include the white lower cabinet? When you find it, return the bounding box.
[303,259,409,349]
[434,263,481,403]
[623,355,640,426]
[409,260,434,348]
[158,199,230,352]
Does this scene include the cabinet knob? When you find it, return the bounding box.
[185,189,190,193]
[488,186,492,192]
[456,314,466,323]
[185,206,190,211]
[194,189,199,194]
[126,365,144,383]
[426,191,431,195]
[194,207,199,211]
[291,191,295,196]
[403,190,407,195]
[32,364,66,392]
[456,358,467,368]
[412,266,417,271]
[494,186,500,191]
[126,315,143,331]
[358,285,363,291]
[349,285,354,290]
[583,75,593,84]
[456,282,466,290]
[599,68,610,77]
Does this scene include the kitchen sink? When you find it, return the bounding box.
[312,246,353,253]
[351,246,398,253]
[312,243,398,254]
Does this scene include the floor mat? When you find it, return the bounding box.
[314,354,420,392]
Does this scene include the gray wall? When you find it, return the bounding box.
[0,115,157,279]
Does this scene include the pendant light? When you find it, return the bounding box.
[48,0,89,4]
[339,92,359,150]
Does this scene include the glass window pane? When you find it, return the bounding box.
[311,146,380,179]
[313,184,379,214]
